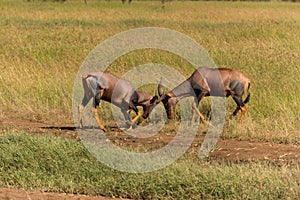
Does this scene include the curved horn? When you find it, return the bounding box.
[155,78,166,103]
[157,78,164,97]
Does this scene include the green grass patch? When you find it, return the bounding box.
[0,133,299,199]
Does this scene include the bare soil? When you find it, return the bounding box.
[0,118,299,200]
[0,187,120,200]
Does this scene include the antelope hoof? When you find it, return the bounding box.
[131,123,137,129]
[122,120,132,130]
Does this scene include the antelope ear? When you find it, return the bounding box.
[150,96,158,104]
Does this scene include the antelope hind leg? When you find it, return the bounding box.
[239,105,247,124]
[91,106,107,132]
[191,110,196,125]
[78,104,84,128]
[232,106,240,117]
[230,106,240,120]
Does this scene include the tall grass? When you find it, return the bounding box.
[0,0,299,142]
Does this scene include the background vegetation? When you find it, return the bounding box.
[1,0,299,142]
[0,0,299,199]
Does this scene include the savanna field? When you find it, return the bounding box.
[0,0,299,199]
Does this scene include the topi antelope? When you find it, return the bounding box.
[154,67,251,124]
[78,71,161,132]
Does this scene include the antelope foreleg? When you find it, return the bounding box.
[192,102,207,124]
[91,106,107,132]
[131,112,141,124]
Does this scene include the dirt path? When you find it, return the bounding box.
[1,118,299,164]
[0,187,120,200]
[0,118,299,199]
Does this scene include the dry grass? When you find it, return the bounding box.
[0,0,299,143]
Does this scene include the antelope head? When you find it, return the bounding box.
[141,80,166,119]
[156,81,178,120]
